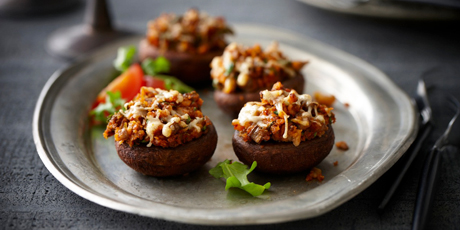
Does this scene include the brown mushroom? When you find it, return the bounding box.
[116,123,218,177]
[232,124,334,175]
[139,39,223,86]
[214,74,305,117]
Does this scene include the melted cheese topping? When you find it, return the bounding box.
[146,8,232,53]
[188,117,204,132]
[234,89,329,139]
[155,89,184,103]
[121,87,203,147]
[210,41,306,93]
[237,102,270,128]
[122,101,148,118]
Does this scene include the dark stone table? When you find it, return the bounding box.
[1,1,460,229]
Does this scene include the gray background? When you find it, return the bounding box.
[1,0,460,229]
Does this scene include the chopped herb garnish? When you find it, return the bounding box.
[156,75,194,93]
[209,160,271,197]
[267,121,274,129]
[274,110,279,115]
[186,116,191,124]
[202,125,207,131]
[141,139,149,144]
[224,62,234,76]
[278,59,290,66]
[113,46,136,72]
[313,132,317,138]
[141,57,171,76]
[212,78,219,89]
[90,91,125,123]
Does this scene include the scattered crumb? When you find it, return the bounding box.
[239,95,244,101]
[306,167,324,182]
[344,102,350,108]
[314,91,336,107]
[336,141,349,151]
[260,145,265,148]
[333,161,338,166]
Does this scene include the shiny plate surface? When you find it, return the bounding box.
[33,24,417,225]
[297,0,460,20]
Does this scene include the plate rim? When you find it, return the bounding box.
[33,24,418,225]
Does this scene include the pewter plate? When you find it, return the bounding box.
[33,24,417,225]
[297,0,460,20]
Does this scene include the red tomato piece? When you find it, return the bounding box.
[93,63,144,107]
[143,76,166,89]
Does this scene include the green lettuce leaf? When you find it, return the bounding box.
[141,57,193,93]
[155,75,195,93]
[113,46,136,72]
[141,57,171,76]
[209,160,271,197]
[90,91,125,123]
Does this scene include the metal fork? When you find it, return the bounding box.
[412,95,460,230]
[378,79,433,211]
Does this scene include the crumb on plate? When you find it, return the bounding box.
[314,91,335,107]
[336,141,349,151]
[306,167,324,182]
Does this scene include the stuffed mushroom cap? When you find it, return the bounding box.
[139,8,233,86]
[211,42,308,115]
[231,82,335,174]
[104,87,217,176]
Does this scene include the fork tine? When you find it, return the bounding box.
[448,95,460,113]
[378,77,433,211]
[415,78,432,126]
[412,94,460,230]
[434,95,460,149]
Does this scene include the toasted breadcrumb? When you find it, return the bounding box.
[336,141,349,151]
[344,103,350,108]
[104,87,210,148]
[314,91,335,107]
[147,9,232,53]
[306,167,324,182]
[333,161,338,166]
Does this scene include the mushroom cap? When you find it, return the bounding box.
[116,123,218,177]
[232,124,334,174]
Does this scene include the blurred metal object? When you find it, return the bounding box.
[297,0,460,20]
[378,78,432,212]
[46,0,131,60]
[412,95,460,230]
[395,0,460,9]
[328,0,370,9]
[0,0,79,17]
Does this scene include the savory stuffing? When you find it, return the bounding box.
[314,91,336,107]
[305,167,325,182]
[146,8,233,54]
[335,141,349,151]
[104,87,211,148]
[211,42,308,94]
[232,82,335,146]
